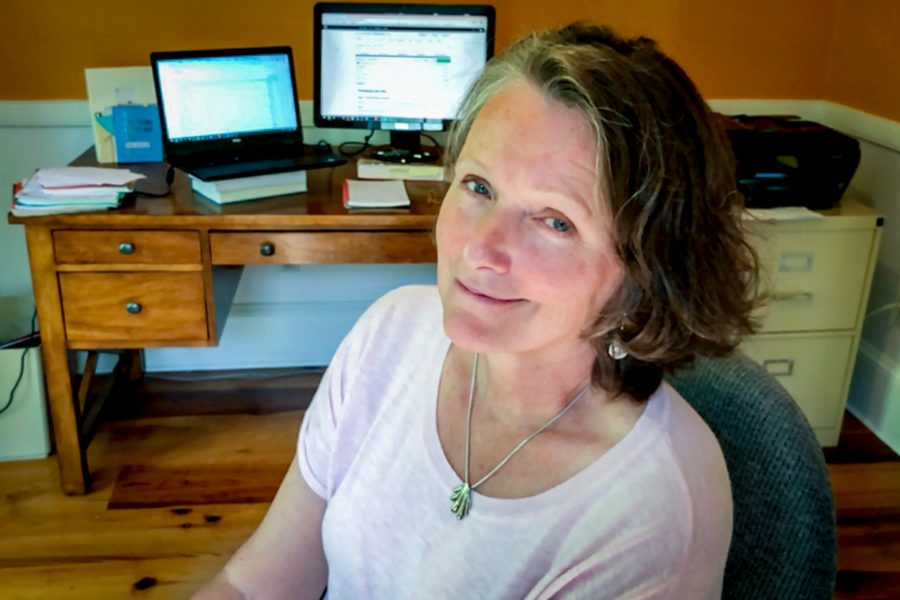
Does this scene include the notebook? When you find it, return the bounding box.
[150,46,346,181]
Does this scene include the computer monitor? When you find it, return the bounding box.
[313,3,495,163]
[151,47,303,163]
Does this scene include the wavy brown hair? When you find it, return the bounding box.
[444,23,762,401]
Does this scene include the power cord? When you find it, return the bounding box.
[865,302,900,320]
[0,309,38,416]
[338,129,377,157]
[132,165,175,198]
[420,132,440,150]
[338,131,442,159]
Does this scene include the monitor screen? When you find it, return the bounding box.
[314,3,495,158]
[153,50,299,144]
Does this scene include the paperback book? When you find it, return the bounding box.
[189,171,308,204]
[356,158,445,181]
[342,179,411,209]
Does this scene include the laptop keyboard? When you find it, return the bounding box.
[190,152,347,181]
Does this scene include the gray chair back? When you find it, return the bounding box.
[668,354,836,600]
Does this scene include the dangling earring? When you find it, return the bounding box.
[607,319,628,360]
[607,337,628,360]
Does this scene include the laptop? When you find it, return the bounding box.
[150,46,346,181]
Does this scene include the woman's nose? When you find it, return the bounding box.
[463,210,514,273]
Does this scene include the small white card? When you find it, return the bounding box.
[744,206,824,221]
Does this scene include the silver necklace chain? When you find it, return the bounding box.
[450,352,591,519]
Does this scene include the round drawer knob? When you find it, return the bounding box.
[259,242,276,257]
[119,242,135,255]
[126,302,142,314]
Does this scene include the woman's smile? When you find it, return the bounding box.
[455,279,526,306]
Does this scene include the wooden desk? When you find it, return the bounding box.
[8,156,445,494]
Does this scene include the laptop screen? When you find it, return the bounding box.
[153,50,300,145]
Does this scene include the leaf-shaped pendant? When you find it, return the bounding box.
[450,482,472,519]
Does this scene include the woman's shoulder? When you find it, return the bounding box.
[655,382,730,491]
[342,284,445,360]
[652,383,732,592]
[368,284,441,316]
[360,285,440,324]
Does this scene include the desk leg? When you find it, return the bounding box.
[25,227,90,495]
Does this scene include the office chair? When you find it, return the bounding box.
[667,353,837,600]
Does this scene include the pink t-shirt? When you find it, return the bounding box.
[298,285,732,599]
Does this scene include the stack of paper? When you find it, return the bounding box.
[12,167,145,216]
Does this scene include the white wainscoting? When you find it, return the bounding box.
[2,99,897,395]
[144,264,438,371]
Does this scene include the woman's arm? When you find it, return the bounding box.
[192,454,328,599]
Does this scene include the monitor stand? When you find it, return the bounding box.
[372,131,440,164]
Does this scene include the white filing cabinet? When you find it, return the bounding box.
[741,197,882,446]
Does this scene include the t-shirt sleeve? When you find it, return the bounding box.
[295,286,427,500]
[295,293,389,500]
[296,319,360,500]
[530,530,687,600]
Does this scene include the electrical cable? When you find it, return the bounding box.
[133,189,171,198]
[133,188,172,198]
[133,165,175,197]
[0,309,38,416]
[865,302,900,319]
[421,132,440,149]
[864,302,900,320]
[338,129,377,157]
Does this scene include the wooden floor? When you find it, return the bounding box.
[0,369,898,599]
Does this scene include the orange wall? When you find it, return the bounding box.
[1,0,894,122]
[825,0,900,123]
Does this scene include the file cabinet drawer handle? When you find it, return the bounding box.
[259,242,276,257]
[778,252,814,272]
[125,302,142,315]
[119,242,135,255]
[763,358,794,377]
[773,291,814,302]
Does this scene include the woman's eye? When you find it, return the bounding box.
[464,178,491,198]
[543,217,573,234]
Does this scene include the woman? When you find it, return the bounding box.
[196,23,759,599]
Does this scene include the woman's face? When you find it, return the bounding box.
[436,80,624,359]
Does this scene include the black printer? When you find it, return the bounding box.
[718,114,861,210]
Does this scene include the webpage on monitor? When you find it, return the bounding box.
[319,12,489,130]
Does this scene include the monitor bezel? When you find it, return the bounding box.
[150,46,304,163]
[312,3,496,134]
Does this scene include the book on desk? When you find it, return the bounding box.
[356,158,445,182]
[189,170,308,204]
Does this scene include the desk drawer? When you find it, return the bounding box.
[54,230,202,264]
[752,229,874,332]
[210,231,436,264]
[60,272,208,342]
